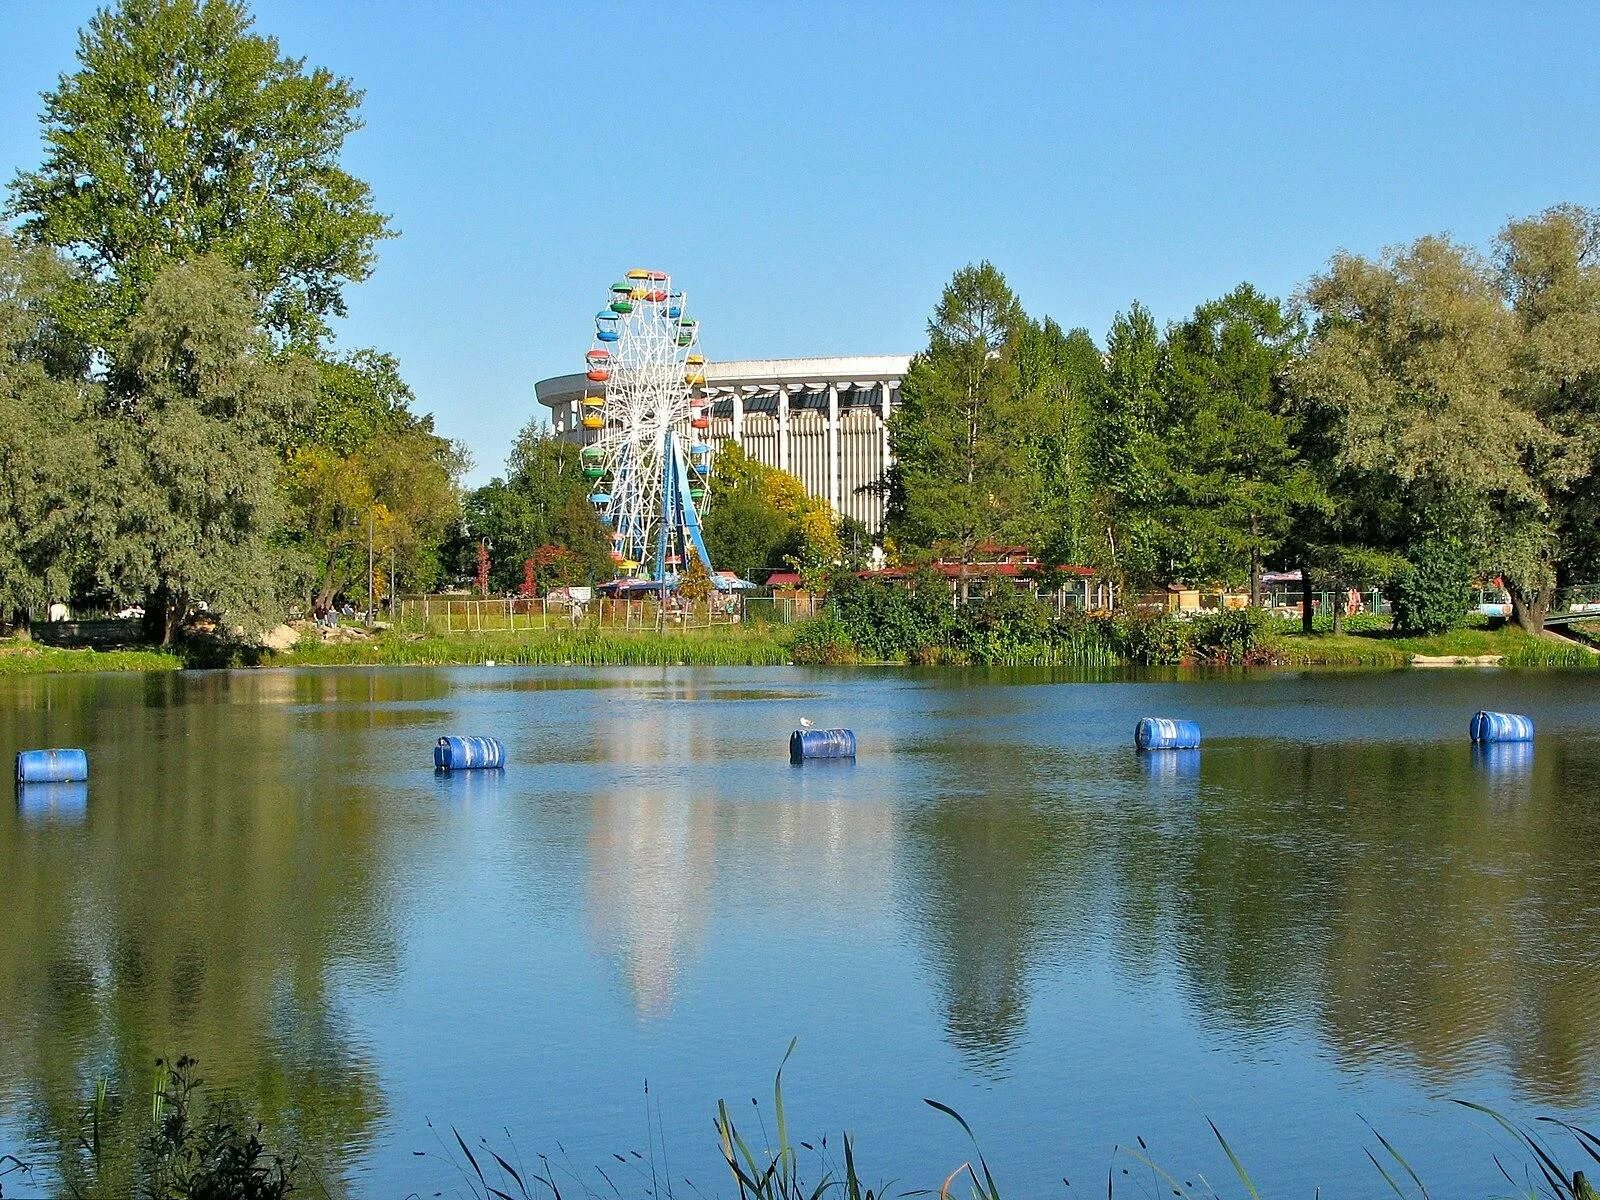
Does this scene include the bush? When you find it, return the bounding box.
[1190,606,1278,664]
[950,584,1053,663]
[1113,611,1189,665]
[1388,536,1471,634]
[788,613,856,665]
[827,570,954,661]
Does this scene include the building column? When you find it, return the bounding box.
[731,391,744,445]
[777,389,790,472]
[879,381,893,465]
[826,384,840,514]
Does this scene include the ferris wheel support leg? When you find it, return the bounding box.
[669,432,716,578]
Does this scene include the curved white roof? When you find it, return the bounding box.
[536,354,912,409]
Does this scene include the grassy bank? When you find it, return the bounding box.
[1273,623,1600,667]
[0,641,182,674]
[2,618,1595,674]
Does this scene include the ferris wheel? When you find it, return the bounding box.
[579,269,716,583]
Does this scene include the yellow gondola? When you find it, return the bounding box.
[626,268,651,280]
[582,414,603,429]
[685,372,706,386]
[582,395,604,407]
[686,354,705,366]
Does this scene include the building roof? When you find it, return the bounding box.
[536,355,914,411]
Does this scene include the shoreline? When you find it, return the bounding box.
[1,622,1594,676]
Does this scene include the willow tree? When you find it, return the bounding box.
[1288,235,1548,627]
[0,235,95,635]
[8,0,390,352]
[888,262,1041,590]
[92,257,303,642]
[1496,204,1600,629]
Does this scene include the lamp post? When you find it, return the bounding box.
[366,505,374,626]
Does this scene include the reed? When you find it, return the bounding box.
[285,628,794,668]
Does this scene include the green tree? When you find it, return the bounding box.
[89,256,302,642]
[457,421,609,591]
[888,261,1041,593]
[1288,235,1547,629]
[0,235,96,635]
[286,424,464,608]
[1017,318,1105,567]
[1093,301,1165,584]
[8,0,390,351]
[1160,285,1313,601]
[1496,204,1600,629]
[702,441,823,580]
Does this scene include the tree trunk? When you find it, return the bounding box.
[1507,582,1549,635]
[1301,566,1314,635]
[1249,516,1261,608]
[1330,576,1345,637]
[144,586,185,646]
[8,606,32,641]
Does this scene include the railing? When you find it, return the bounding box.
[392,593,823,634]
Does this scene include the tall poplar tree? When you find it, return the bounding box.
[1093,302,1164,583]
[8,0,391,353]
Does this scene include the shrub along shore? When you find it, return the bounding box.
[0,606,1593,675]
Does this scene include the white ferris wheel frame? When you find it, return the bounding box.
[583,271,712,579]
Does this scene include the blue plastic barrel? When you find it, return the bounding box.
[16,748,89,783]
[1469,710,1534,744]
[1135,718,1201,751]
[434,735,506,772]
[790,728,856,763]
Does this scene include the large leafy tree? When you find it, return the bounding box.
[1496,204,1600,627]
[90,256,302,642]
[1160,285,1313,601]
[0,235,96,635]
[1289,236,1548,628]
[7,0,390,352]
[888,262,1041,588]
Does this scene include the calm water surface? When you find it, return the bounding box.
[3,665,1600,1196]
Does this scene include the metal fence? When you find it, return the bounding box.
[393,593,823,634]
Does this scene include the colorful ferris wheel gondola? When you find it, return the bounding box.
[596,311,620,341]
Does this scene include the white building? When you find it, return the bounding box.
[535,355,911,533]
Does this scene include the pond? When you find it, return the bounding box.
[2,665,1599,1197]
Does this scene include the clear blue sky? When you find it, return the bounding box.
[4,2,1598,483]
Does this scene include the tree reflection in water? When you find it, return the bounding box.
[898,726,1600,1101]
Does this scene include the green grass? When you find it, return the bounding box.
[0,641,182,674]
[282,627,795,668]
[1272,622,1600,668]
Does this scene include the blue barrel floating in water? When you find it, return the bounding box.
[790,728,856,763]
[1135,718,1201,751]
[16,748,89,783]
[434,735,506,772]
[1470,710,1534,743]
